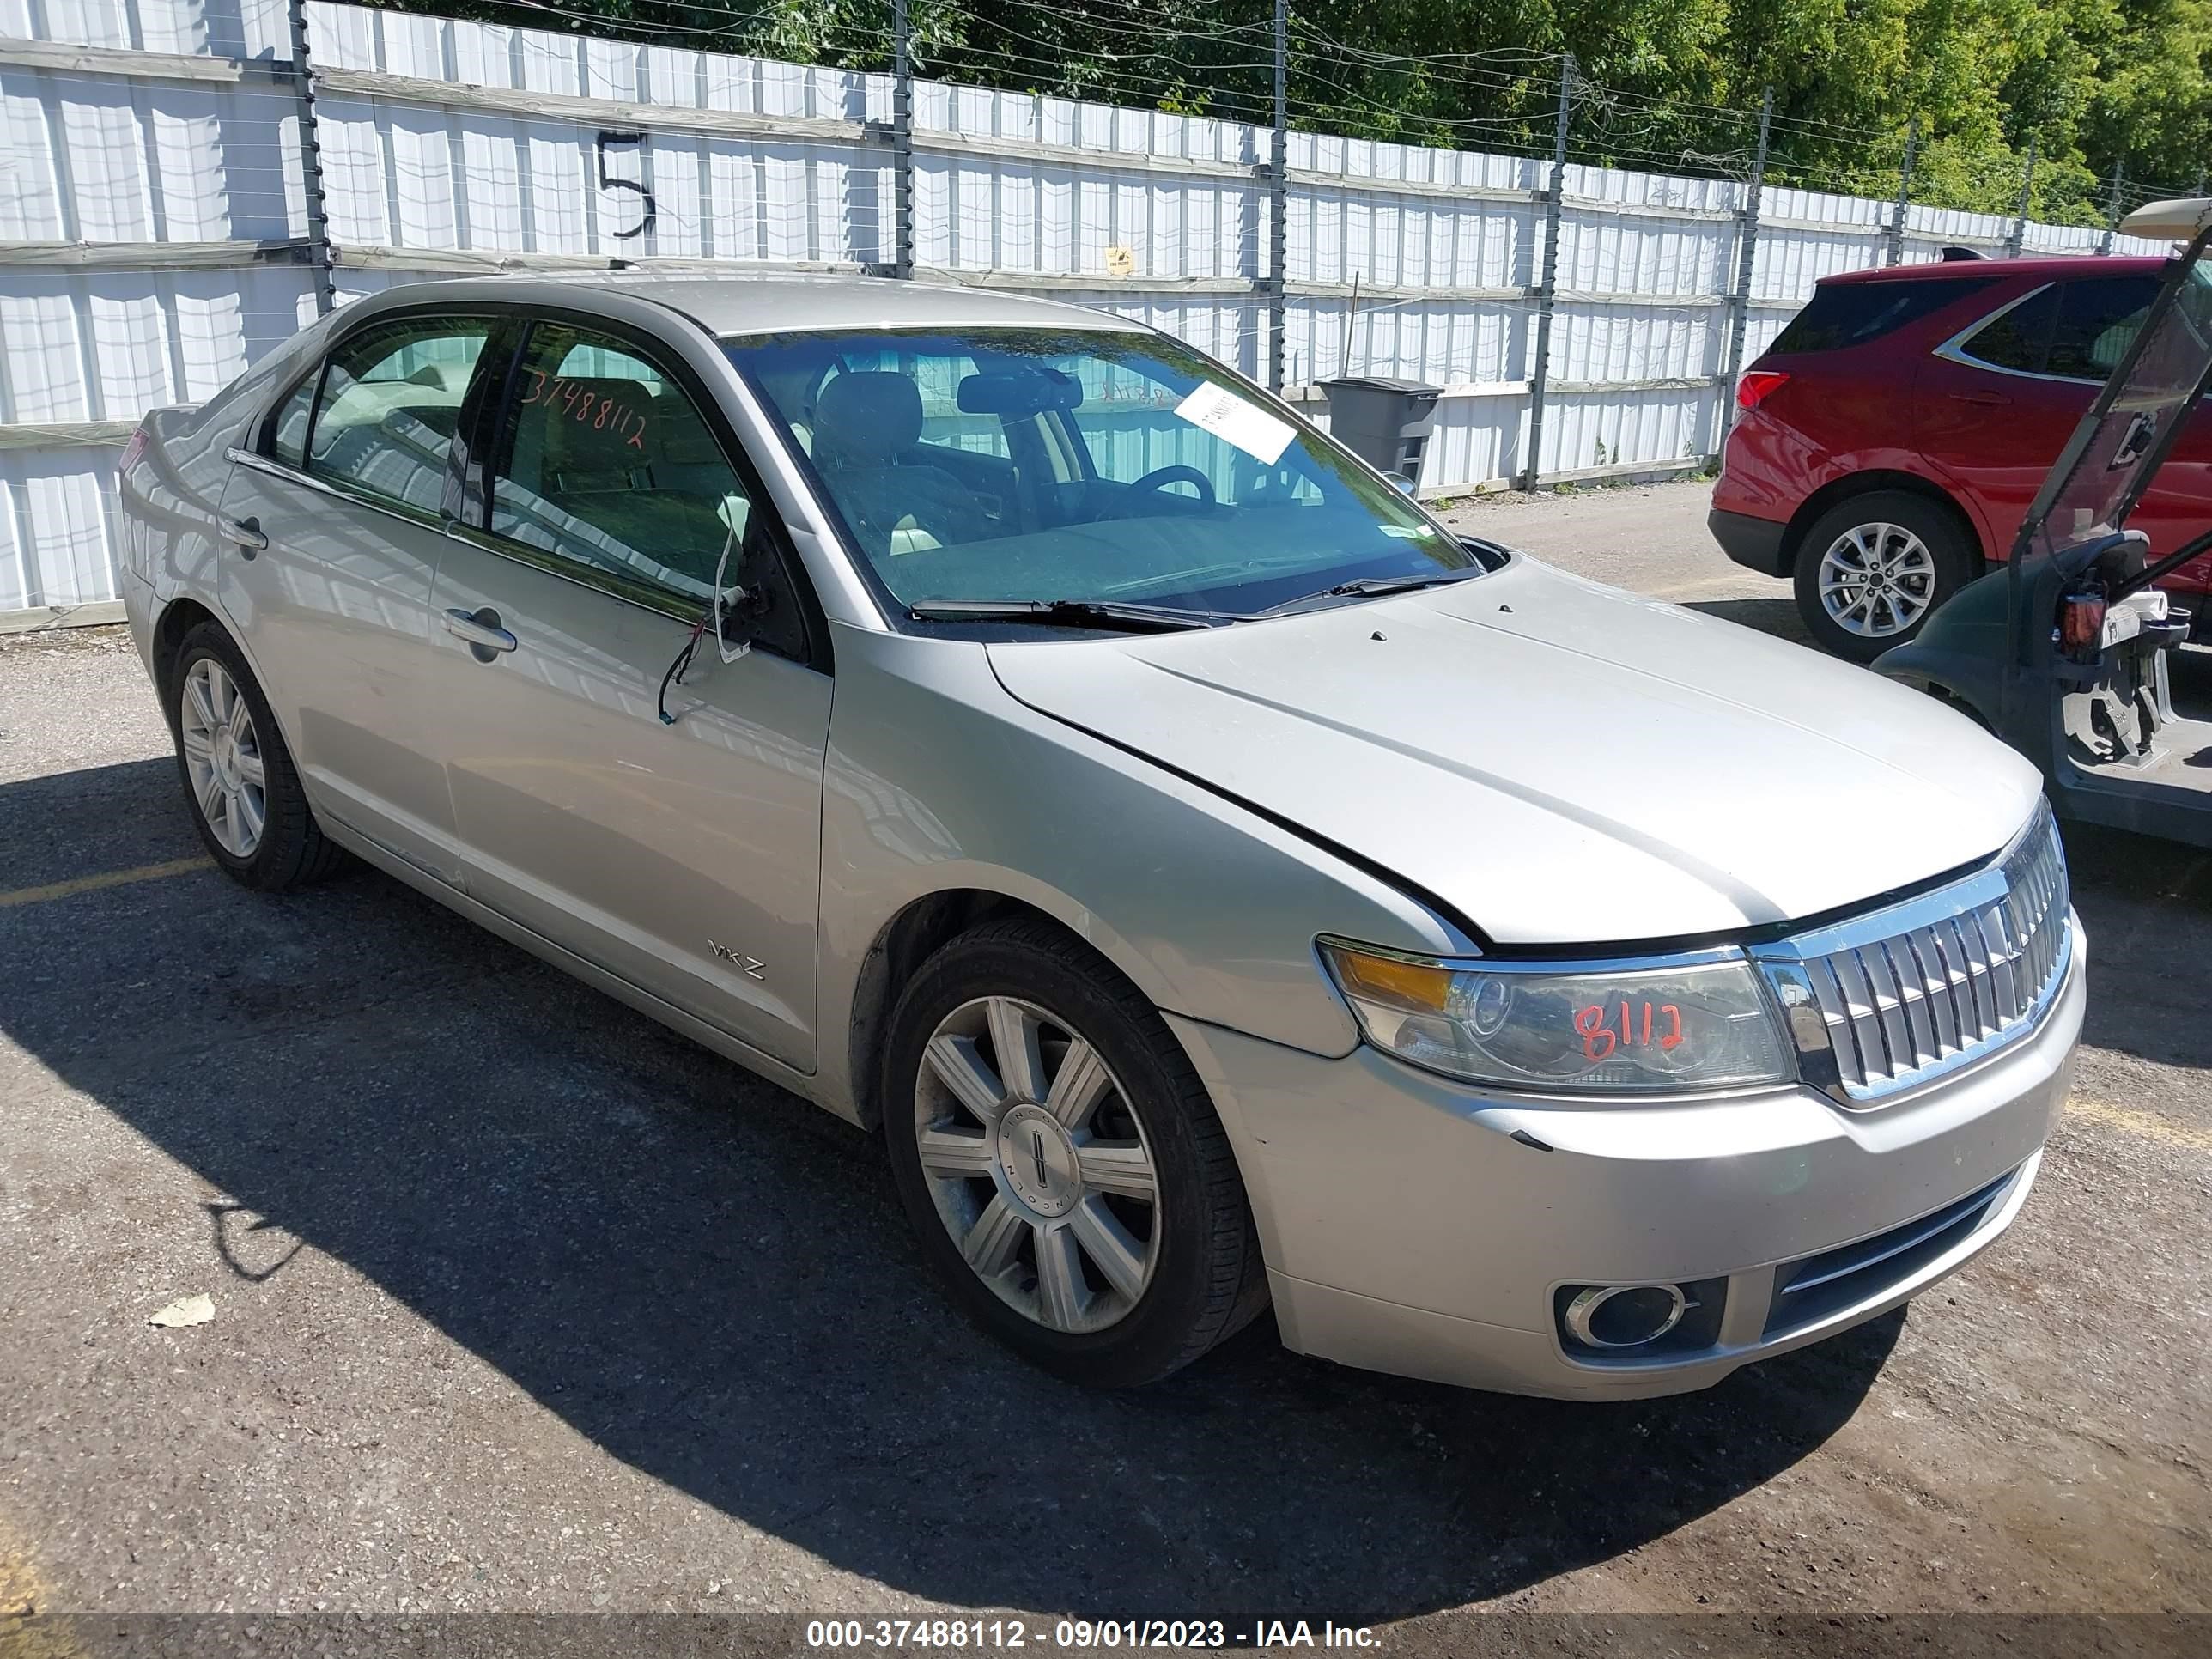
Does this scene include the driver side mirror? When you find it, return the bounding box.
[1388,472,1418,497]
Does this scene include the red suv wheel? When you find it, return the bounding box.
[1791,491,1975,663]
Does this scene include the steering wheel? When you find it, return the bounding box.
[1125,465,1217,507]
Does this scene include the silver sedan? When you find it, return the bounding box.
[118,275,2083,1396]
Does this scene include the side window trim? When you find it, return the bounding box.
[1937,283,2095,386]
[453,313,532,533]
[258,361,326,465]
[441,512,705,621]
[467,307,830,671]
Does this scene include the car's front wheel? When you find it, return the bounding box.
[883,919,1266,1386]
[1793,490,1975,663]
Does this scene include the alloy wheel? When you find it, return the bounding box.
[913,994,1161,1334]
[179,658,267,859]
[1817,521,1937,639]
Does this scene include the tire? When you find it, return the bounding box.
[168,622,349,891]
[882,918,1267,1387]
[1792,490,1976,664]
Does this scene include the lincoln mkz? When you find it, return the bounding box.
[119,276,2083,1396]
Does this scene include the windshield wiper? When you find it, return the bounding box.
[1255,570,1481,617]
[906,598,1228,633]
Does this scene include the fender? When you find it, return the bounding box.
[1874,564,2012,722]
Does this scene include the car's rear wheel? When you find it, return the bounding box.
[1793,490,1975,663]
[882,919,1265,1387]
[170,622,348,890]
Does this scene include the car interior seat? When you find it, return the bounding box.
[809,371,992,556]
[539,378,734,586]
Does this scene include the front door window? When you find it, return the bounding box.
[489,325,757,611]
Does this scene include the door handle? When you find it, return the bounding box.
[220,515,267,557]
[1948,390,2009,408]
[443,605,518,660]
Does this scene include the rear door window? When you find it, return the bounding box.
[307,317,490,513]
[1954,276,2161,383]
[2048,276,2162,381]
[1766,277,1995,355]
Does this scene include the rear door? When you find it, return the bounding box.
[217,311,501,882]
[425,313,832,1071]
[1917,273,2162,561]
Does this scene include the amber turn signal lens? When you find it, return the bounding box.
[1327,946,1455,1012]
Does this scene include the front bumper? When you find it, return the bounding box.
[1169,919,2083,1399]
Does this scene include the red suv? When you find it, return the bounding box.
[1711,256,2212,661]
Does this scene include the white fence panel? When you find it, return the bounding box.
[1543,386,1718,477]
[309,3,895,269]
[918,83,1260,281]
[1289,131,1536,295]
[0,0,291,58]
[1902,201,2011,256]
[1424,393,1528,493]
[0,0,317,616]
[3,443,125,612]
[0,264,315,418]
[0,68,303,243]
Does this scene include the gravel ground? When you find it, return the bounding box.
[2,481,2208,1654]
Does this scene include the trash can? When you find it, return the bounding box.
[1318,375,1442,487]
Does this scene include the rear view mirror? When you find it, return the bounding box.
[957,368,1082,417]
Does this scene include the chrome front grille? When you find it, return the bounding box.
[1755,805,2072,1104]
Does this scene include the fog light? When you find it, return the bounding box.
[1564,1284,1688,1349]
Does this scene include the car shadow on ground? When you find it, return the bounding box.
[0,757,1913,1620]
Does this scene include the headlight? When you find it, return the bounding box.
[1318,939,1795,1094]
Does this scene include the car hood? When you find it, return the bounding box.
[985,556,2045,946]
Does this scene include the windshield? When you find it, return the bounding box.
[723,327,1478,617]
[2022,246,2212,565]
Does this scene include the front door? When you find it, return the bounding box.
[217,312,495,882]
[425,317,831,1072]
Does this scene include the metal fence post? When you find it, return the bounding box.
[1267,0,1288,392]
[1884,117,1918,266]
[1717,86,1773,450]
[287,0,335,313]
[2004,137,2036,258]
[1521,53,1572,490]
[890,0,915,276]
[2100,163,2124,253]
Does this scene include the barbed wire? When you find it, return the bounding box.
[325,2,2173,229]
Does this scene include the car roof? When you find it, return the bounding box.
[1825,254,2167,286]
[345,270,1146,338]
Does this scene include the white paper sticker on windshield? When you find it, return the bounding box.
[1174,383,1294,465]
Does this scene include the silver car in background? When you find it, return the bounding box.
[118,275,2083,1397]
